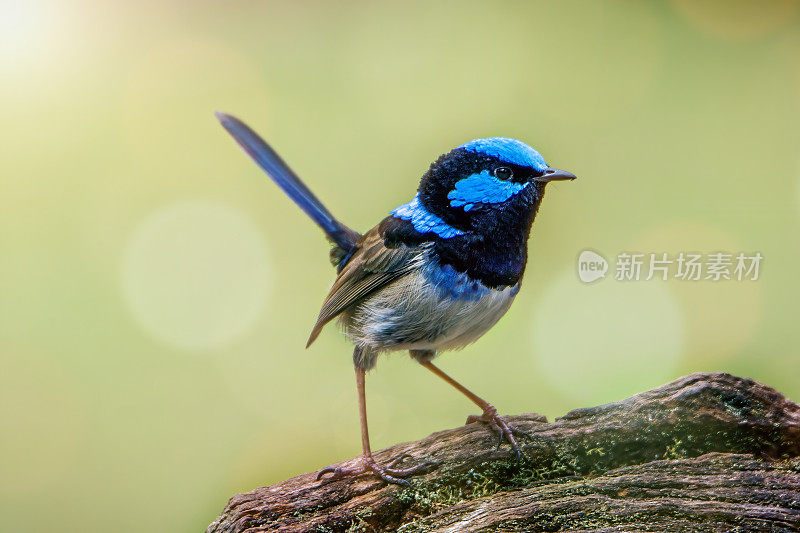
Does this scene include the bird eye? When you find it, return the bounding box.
[493,167,513,180]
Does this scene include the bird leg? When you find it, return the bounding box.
[419,360,521,457]
[317,364,429,486]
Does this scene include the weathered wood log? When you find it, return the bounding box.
[207,373,800,532]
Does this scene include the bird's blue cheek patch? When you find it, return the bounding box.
[448,170,530,211]
[391,194,466,239]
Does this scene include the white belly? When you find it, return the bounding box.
[342,268,518,354]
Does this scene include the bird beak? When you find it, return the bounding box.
[534,168,577,183]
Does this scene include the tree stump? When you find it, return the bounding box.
[207,373,800,532]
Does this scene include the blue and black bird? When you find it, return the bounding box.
[215,112,576,485]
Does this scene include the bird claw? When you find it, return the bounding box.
[509,424,535,441]
[316,454,431,486]
[466,405,522,458]
[386,453,414,468]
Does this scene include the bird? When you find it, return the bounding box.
[215,112,576,485]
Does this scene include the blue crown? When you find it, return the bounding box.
[459,137,547,172]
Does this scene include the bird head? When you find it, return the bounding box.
[415,137,575,234]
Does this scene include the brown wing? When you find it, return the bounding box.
[306,226,428,346]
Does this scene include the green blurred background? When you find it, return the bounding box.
[2,1,799,531]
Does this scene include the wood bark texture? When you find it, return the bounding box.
[207,373,800,532]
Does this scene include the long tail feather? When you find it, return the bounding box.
[215,112,360,252]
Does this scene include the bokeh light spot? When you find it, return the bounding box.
[121,200,270,351]
[532,271,684,404]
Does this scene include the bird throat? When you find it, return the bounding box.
[384,191,542,288]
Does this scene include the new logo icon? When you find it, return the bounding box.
[577,250,608,283]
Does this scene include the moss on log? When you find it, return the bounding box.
[207,373,800,532]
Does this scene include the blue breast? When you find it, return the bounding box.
[422,261,491,302]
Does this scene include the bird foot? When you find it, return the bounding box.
[466,405,522,458]
[316,453,431,486]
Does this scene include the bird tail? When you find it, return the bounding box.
[215,112,361,255]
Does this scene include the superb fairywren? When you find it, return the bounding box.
[216,113,576,485]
